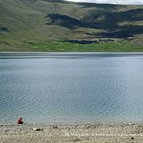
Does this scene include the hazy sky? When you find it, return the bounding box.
[65,0,143,4]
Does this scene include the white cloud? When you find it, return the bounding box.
[65,0,143,5]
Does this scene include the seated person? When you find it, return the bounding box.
[17,117,23,124]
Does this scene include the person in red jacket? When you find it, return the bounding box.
[17,117,23,124]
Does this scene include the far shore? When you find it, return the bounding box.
[1,123,143,143]
[1,52,143,54]
[1,52,143,59]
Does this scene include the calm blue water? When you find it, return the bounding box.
[1,53,143,124]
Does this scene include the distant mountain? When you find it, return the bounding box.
[0,0,143,51]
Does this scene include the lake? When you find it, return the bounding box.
[1,52,143,124]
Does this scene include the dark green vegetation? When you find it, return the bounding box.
[0,0,143,51]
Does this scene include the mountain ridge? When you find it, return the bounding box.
[0,0,143,51]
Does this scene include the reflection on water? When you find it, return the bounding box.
[0,53,143,124]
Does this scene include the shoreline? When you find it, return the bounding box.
[1,52,143,59]
[0,121,142,126]
[1,51,143,54]
[1,123,143,143]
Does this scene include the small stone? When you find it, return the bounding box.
[86,125,91,129]
[33,128,43,131]
[129,123,135,125]
[52,125,58,129]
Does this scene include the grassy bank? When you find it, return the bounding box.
[0,40,143,52]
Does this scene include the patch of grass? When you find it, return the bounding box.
[1,40,142,52]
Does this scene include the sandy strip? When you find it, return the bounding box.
[1,123,143,143]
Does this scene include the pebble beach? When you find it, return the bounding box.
[1,123,143,143]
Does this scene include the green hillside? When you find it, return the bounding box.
[0,0,143,51]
